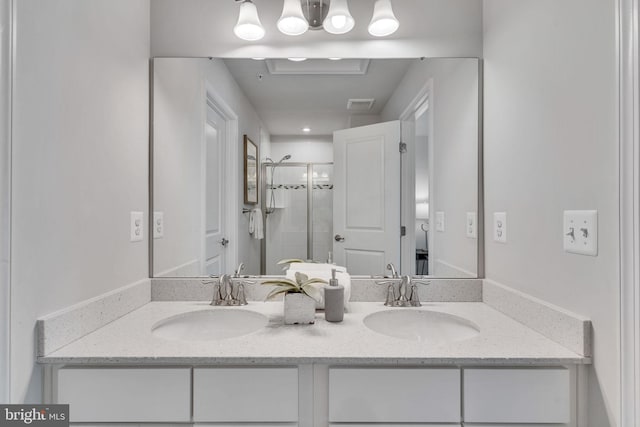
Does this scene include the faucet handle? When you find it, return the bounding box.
[236,283,248,305]
[408,279,430,307]
[384,285,396,306]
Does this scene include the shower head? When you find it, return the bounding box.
[263,154,291,166]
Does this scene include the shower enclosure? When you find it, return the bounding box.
[260,161,334,275]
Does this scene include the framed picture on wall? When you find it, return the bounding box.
[244,135,258,205]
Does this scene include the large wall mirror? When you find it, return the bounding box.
[152,57,481,278]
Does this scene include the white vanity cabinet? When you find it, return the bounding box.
[48,364,576,426]
[328,367,461,424]
[193,367,299,423]
[56,367,191,423]
[463,368,571,425]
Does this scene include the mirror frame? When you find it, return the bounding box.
[244,135,259,205]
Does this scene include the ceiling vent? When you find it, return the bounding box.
[347,98,375,111]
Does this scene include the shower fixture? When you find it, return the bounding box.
[264,154,292,214]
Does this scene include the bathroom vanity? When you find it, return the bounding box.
[38,285,590,427]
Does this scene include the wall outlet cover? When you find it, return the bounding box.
[153,212,164,239]
[435,211,445,232]
[563,210,598,256]
[493,212,507,243]
[466,212,477,239]
[130,211,144,242]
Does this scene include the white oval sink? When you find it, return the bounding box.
[363,310,480,343]
[151,309,268,341]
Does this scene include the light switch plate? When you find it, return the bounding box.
[130,211,143,242]
[466,212,477,238]
[435,211,445,232]
[563,210,598,256]
[493,212,507,243]
[153,212,164,239]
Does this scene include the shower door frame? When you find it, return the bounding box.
[260,162,333,275]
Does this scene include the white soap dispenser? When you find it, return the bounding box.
[324,269,344,322]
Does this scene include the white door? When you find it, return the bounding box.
[203,103,227,275]
[333,121,401,275]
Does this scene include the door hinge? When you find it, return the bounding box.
[399,142,407,153]
[400,226,407,236]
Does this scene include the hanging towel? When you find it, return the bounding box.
[248,208,264,240]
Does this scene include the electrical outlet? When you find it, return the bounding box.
[563,210,598,256]
[493,212,507,243]
[130,211,143,242]
[466,212,477,238]
[153,212,164,239]
[435,211,445,232]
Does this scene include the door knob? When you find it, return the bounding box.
[334,234,345,242]
[219,238,229,247]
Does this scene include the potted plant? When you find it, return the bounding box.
[262,272,326,325]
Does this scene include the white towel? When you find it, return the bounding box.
[248,208,264,240]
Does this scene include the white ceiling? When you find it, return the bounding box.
[151,0,483,58]
[223,58,415,135]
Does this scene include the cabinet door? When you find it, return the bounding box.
[193,367,298,422]
[329,367,460,423]
[464,368,570,424]
[57,368,191,422]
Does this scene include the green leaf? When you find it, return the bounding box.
[301,282,324,302]
[294,271,309,284]
[265,287,294,301]
[277,258,305,265]
[260,278,298,288]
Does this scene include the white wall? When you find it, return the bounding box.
[483,1,619,426]
[382,59,479,277]
[153,58,267,276]
[150,0,482,59]
[270,136,333,164]
[10,0,150,402]
[0,0,11,404]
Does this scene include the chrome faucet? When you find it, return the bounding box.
[203,271,253,306]
[386,263,399,278]
[376,275,430,307]
[234,262,245,277]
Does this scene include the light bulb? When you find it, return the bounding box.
[368,0,399,37]
[234,1,265,41]
[324,0,355,35]
[278,0,309,36]
[331,15,347,29]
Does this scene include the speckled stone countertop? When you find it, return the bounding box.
[38,301,590,366]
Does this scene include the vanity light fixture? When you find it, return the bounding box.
[323,0,355,34]
[233,0,266,41]
[278,0,310,36]
[368,0,400,37]
[234,0,399,40]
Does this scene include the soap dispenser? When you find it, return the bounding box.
[324,269,344,322]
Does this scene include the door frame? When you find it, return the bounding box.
[399,79,434,276]
[204,83,239,274]
[619,0,640,424]
[0,0,12,403]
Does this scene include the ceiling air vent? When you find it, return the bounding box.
[347,98,375,111]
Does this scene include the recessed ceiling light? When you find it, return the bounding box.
[252,57,266,60]
[288,57,307,62]
[302,127,311,132]
[328,57,342,61]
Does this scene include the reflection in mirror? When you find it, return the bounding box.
[152,58,479,278]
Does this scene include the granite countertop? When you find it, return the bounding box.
[38,301,590,366]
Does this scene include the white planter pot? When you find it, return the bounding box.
[284,293,316,325]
